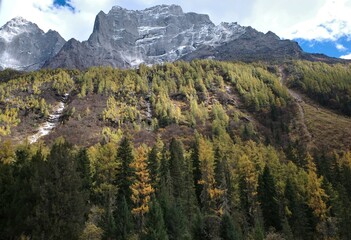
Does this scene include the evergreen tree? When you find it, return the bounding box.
[0,158,15,238]
[220,213,242,240]
[31,139,88,240]
[257,165,281,231]
[142,198,169,240]
[76,148,92,195]
[158,146,172,198]
[2,147,35,238]
[284,178,313,239]
[114,196,133,240]
[115,137,135,206]
[114,137,135,237]
[169,138,185,199]
[148,145,159,189]
[192,209,206,240]
[191,140,203,207]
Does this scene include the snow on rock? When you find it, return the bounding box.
[0,51,21,69]
[28,94,68,144]
[44,4,250,69]
[0,17,32,42]
[0,17,66,71]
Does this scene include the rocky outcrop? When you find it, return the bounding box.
[45,5,252,69]
[0,17,66,70]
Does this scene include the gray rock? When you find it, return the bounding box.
[0,17,65,71]
[45,4,249,69]
[42,4,346,69]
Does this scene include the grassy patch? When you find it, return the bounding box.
[303,101,351,150]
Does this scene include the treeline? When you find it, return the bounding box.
[286,61,351,116]
[1,135,351,239]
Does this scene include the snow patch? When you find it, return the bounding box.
[0,17,31,42]
[0,51,21,70]
[28,94,68,144]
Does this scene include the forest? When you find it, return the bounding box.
[0,60,351,239]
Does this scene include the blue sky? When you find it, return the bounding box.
[1,0,351,59]
[296,36,351,59]
[53,0,74,11]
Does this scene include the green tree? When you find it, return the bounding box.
[142,198,169,240]
[284,178,313,239]
[220,213,242,240]
[31,139,88,240]
[169,138,185,199]
[115,137,135,206]
[114,196,133,240]
[148,145,159,189]
[191,140,203,207]
[257,165,281,231]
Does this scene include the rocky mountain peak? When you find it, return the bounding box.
[47,4,251,69]
[0,17,43,42]
[142,4,184,16]
[0,17,65,71]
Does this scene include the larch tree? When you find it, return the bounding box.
[130,145,154,230]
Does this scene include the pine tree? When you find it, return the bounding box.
[192,209,206,240]
[114,196,133,240]
[284,178,313,239]
[148,145,159,189]
[191,140,203,207]
[220,213,242,240]
[76,148,92,195]
[257,165,281,231]
[31,139,88,240]
[115,137,135,205]
[169,138,185,199]
[142,198,169,240]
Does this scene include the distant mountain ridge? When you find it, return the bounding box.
[0,5,347,71]
[0,17,65,71]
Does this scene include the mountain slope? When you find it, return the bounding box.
[0,17,66,71]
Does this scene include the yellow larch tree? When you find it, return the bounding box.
[130,145,155,229]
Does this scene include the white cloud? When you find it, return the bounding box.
[1,0,351,42]
[340,53,351,59]
[0,0,116,40]
[336,43,347,51]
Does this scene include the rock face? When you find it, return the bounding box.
[2,5,340,71]
[47,4,297,69]
[0,17,66,71]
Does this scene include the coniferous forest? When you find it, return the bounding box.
[0,60,351,239]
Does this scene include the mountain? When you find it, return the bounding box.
[0,17,66,71]
[44,5,310,69]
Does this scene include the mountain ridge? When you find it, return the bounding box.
[0,5,348,71]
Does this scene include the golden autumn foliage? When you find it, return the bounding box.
[130,145,154,225]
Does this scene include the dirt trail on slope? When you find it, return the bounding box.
[279,66,313,145]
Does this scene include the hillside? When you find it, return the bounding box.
[0,59,351,239]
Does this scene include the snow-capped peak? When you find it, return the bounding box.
[0,17,34,42]
[6,17,31,26]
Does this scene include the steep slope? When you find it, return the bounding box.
[0,17,66,71]
[44,5,305,69]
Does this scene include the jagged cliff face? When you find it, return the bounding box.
[45,4,304,69]
[0,17,66,71]
[1,5,336,71]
